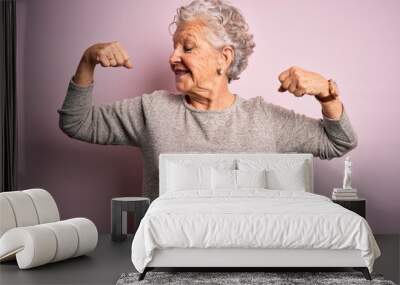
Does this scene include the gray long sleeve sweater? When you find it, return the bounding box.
[57,77,358,201]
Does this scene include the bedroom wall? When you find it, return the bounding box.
[16,0,400,233]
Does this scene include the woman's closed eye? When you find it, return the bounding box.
[183,40,195,53]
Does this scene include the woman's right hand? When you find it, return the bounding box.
[73,41,133,86]
[83,41,133,69]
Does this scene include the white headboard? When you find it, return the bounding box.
[159,153,314,195]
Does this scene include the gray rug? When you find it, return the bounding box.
[116,271,397,285]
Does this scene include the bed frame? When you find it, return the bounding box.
[138,153,371,281]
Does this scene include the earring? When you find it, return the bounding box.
[217,67,223,75]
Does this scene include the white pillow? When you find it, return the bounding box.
[236,169,268,188]
[211,168,268,190]
[266,166,307,191]
[211,168,237,190]
[167,162,212,191]
[237,158,308,191]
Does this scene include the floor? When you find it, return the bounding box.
[0,234,399,285]
[0,234,134,285]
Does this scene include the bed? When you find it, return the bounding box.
[130,153,381,281]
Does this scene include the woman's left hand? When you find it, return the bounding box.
[277,66,329,98]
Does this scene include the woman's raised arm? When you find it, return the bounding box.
[270,66,358,159]
[262,99,358,160]
[57,42,149,147]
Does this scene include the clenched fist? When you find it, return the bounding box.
[83,41,133,69]
[278,66,329,98]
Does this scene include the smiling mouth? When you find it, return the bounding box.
[175,70,191,77]
[172,64,191,76]
[174,69,190,78]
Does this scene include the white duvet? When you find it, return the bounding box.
[131,189,381,273]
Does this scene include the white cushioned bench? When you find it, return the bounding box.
[0,188,98,269]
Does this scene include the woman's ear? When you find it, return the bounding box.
[221,45,234,69]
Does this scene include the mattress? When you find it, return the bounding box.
[131,189,381,273]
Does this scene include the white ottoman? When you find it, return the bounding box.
[0,189,98,269]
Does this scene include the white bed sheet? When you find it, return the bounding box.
[131,189,380,273]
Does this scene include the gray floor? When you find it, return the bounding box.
[0,234,134,285]
[0,234,399,285]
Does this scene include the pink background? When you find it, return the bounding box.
[16,0,400,233]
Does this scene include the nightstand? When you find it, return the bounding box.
[111,197,150,242]
[332,197,366,218]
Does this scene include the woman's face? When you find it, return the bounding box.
[169,19,222,94]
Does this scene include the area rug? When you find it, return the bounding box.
[116,271,397,285]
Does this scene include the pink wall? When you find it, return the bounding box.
[16,0,400,233]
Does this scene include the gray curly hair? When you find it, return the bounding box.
[169,0,256,83]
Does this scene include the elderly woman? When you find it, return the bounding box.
[57,0,357,202]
